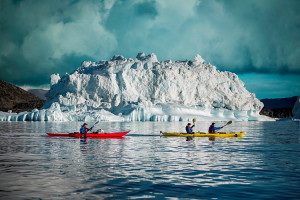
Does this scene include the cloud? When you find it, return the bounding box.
[0,0,300,86]
[0,0,117,85]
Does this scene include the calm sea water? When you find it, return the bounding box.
[0,121,299,199]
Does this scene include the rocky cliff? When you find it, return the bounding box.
[259,96,298,118]
[0,80,45,113]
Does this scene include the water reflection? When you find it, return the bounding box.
[80,138,88,145]
[0,121,299,199]
[186,136,193,141]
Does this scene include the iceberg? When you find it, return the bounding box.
[292,96,300,118]
[0,53,274,122]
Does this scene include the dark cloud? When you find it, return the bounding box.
[134,0,158,17]
[0,0,300,87]
[0,0,117,86]
[192,0,300,73]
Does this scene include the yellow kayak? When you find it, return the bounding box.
[161,132,246,137]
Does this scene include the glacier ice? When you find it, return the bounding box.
[0,53,274,122]
[292,96,300,118]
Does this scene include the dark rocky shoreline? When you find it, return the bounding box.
[259,107,293,118]
[259,96,298,118]
[0,80,45,113]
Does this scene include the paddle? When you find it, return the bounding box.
[219,121,232,131]
[191,118,196,134]
[89,121,100,131]
[224,120,232,127]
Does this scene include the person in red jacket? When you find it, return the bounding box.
[208,123,223,133]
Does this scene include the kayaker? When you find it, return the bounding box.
[208,123,223,133]
[80,123,90,137]
[186,123,195,134]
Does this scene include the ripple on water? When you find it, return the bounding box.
[0,121,299,199]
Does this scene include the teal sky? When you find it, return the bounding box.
[0,0,299,99]
[239,73,300,99]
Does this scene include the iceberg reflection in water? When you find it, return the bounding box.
[0,121,299,199]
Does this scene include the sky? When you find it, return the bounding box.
[0,0,300,99]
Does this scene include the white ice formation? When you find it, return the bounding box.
[292,96,300,118]
[0,53,273,122]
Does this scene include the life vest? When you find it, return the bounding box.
[185,126,189,133]
[80,127,89,134]
[208,125,215,133]
[186,126,193,134]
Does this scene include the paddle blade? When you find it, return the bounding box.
[226,121,232,125]
[193,118,196,123]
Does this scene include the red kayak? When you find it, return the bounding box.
[46,131,130,138]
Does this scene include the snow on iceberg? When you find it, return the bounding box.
[0,53,274,121]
